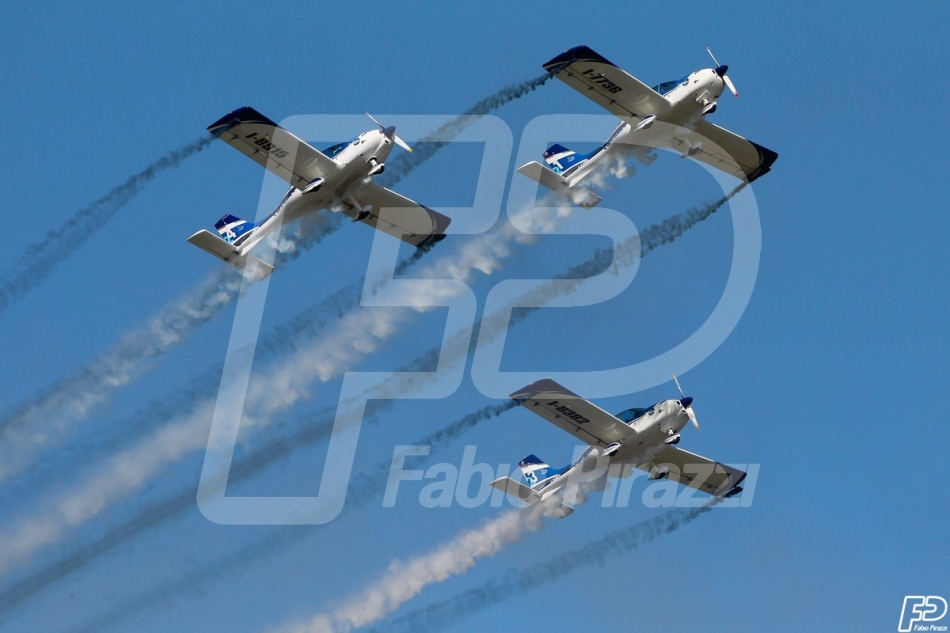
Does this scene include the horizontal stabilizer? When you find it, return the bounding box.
[187,229,274,281]
[517,161,601,209]
[491,476,538,502]
[489,477,575,518]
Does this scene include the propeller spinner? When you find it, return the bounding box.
[366,112,413,152]
[706,46,738,98]
[672,375,700,429]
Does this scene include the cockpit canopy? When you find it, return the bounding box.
[323,134,363,158]
[614,407,653,423]
[651,75,689,96]
[323,141,349,158]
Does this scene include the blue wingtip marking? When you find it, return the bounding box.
[207,106,279,134]
[542,45,618,72]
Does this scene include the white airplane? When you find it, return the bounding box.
[518,45,778,208]
[188,107,451,279]
[491,377,746,517]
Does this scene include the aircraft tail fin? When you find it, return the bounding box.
[214,213,258,245]
[543,143,586,174]
[519,454,554,487]
[187,229,274,281]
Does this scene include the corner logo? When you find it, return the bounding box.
[900,596,948,632]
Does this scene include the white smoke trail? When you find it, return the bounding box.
[0,400,514,622]
[268,468,609,633]
[0,216,342,488]
[0,195,581,577]
[373,502,720,633]
[0,74,552,494]
[0,181,725,579]
[268,507,547,633]
[0,136,214,314]
[21,187,738,625]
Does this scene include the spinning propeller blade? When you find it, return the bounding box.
[673,375,700,429]
[705,46,739,98]
[365,112,413,152]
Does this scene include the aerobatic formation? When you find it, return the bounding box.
[0,43,781,633]
[189,44,775,514]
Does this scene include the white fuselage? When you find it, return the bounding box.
[562,68,728,187]
[234,129,395,255]
[531,399,692,499]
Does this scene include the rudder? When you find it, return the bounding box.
[519,454,553,486]
[214,213,257,245]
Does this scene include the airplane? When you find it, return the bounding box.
[490,377,746,517]
[518,45,779,208]
[188,107,451,279]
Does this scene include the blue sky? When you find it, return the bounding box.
[1,2,948,631]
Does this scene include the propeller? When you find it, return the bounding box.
[366,112,413,152]
[705,46,738,98]
[672,375,700,429]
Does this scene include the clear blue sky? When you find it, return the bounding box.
[1,2,947,631]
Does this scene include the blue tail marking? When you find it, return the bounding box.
[519,454,568,487]
[214,213,256,245]
[542,143,599,175]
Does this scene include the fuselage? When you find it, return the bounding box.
[530,398,692,499]
[561,67,728,187]
[234,129,395,255]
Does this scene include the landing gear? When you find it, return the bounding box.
[664,429,681,445]
[701,99,718,115]
[368,157,385,176]
[600,442,622,458]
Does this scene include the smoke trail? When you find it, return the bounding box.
[270,438,605,633]
[0,203,537,577]
[0,136,214,315]
[0,215,343,489]
[0,72,551,494]
[8,158,730,624]
[57,190,743,629]
[504,182,748,329]
[331,185,747,410]
[377,72,554,187]
[273,508,547,633]
[3,399,513,625]
[372,502,719,633]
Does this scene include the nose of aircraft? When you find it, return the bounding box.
[679,396,693,409]
[382,125,396,139]
[714,64,729,77]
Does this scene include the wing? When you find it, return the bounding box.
[543,45,670,120]
[510,378,634,448]
[638,446,746,497]
[207,106,339,190]
[345,183,452,249]
[651,118,778,182]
